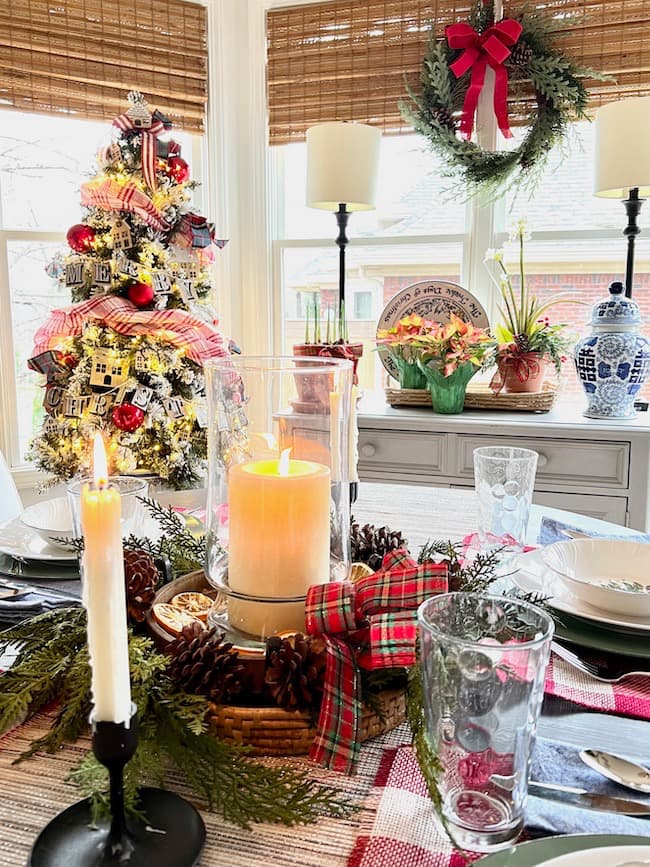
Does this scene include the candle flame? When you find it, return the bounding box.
[278,448,291,477]
[93,432,109,488]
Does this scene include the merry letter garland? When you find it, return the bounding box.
[401,0,603,198]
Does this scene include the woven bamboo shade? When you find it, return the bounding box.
[267,0,650,145]
[0,0,207,133]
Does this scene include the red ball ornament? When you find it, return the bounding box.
[112,403,145,432]
[66,223,96,253]
[166,156,190,183]
[127,281,155,308]
[60,353,78,368]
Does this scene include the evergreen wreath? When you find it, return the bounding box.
[401,0,601,198]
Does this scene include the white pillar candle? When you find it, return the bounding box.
[81,433,131,724]
[227,449,330,637]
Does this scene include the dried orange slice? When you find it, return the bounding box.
[170,591,213,622]
[350,562,374,583]
[152,603,202,636]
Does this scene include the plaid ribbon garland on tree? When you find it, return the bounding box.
[32,295,228,364]
[305,549,448,774]
[80,179,170,232]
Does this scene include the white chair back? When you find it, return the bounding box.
[0,451,22,523]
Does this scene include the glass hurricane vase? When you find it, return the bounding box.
[203,356,353,640]
[417,360,478,413]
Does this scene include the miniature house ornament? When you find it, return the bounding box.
[574,281,650,418]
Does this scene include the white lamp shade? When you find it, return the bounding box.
[595,96,650,198]
[306,121,381,211]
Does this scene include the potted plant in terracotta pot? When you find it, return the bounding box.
[486,222,575,394]
[293,301,363,386]
[414,313,494,413]
[376,313,436,389]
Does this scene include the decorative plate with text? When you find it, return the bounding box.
[377,280,490,380]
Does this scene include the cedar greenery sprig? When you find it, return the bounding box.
[53,496,208,581]
[0,611,353,828]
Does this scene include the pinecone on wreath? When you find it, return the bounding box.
[350,520,407,571]
[509,40,533,68]
[168,621,244,704]
[123,548,158,623]
[431,106,455,130]
[264,633,327,713]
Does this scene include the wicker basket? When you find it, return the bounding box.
[209,688,406,756]
[386,380,557,412]
[146,571,407,756]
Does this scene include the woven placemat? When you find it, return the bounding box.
[0,710,411,867]
[386,380,557,412]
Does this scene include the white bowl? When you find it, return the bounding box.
[20,497,74,548]
[541,539,650,618]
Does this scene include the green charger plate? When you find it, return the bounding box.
[555,612,650,658]
[477,833,650,866]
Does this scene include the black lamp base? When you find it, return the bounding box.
[29,787,205,867]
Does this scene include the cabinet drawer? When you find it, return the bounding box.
[358,430,446,475]
[533,492,628,526]
[456,435,629,490]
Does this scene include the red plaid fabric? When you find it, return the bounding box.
[305,550,448,774]
[32,295,228,365]
[113,110,167,192]
[546,652,650,718]
[80,179,170,232]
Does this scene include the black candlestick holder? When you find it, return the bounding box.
[29,706,205,866]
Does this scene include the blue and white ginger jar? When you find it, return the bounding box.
[574,281,650,419]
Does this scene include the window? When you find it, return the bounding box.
[0,109,198,471]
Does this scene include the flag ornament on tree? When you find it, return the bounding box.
[28,91,229,489]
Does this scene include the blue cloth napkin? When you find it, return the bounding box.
[527,737,650,837]
[0,586,80,625]
[537,517,650,547]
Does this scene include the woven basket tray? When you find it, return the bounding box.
[386,380,557,412]
[146,571,407,756]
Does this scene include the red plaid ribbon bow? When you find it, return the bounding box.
[445,17,522,140]
[113,108,171,192]
[305,549,448,773]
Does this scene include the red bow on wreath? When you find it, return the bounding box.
[305,550,448,773]
[445,18,523,140]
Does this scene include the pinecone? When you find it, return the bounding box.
[431,106,455,130]
[264,633,327,712]
[123,548,158,623]
[350,520,407,571]
[514,333,531,354]
[509,40,533,68]
[168,622,244,704]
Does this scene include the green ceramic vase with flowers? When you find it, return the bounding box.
[417,361,478,413]
[413,313,494,414]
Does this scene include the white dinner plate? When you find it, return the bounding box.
[0,511,162,564]
[512,548,650,634]
[0,515,77,562]
[539,845,650,867]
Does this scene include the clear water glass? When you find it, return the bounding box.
[473,446,538,550]
[67,477,149,540]
[418,593,553,852]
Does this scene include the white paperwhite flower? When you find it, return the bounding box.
[484,247,504,263]
[508,218,532,242]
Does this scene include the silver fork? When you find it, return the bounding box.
[551,641,650,684]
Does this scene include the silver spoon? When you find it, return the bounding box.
[580,748,650,794]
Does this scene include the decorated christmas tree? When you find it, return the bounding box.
[28,92,228,489]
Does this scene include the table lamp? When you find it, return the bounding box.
[595,95,650,298]
[306,121,381,314]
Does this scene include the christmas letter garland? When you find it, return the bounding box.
[401,0,600,198]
